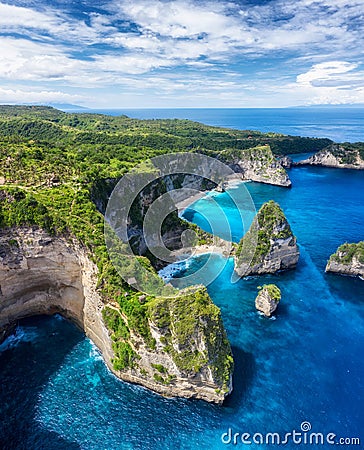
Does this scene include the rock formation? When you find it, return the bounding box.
[224,145,292,187]
[325,242,364,279]
[255,284,281,317]
[295,144,364,169]
[0,227,233,403]
[234,200,299,277]
[277,155,293,169]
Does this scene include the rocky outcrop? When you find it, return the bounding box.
[234,200,299,277]
[277,155,293,169]
[296,144,364,169]
[255,284,281,317]
[109,287,233,402]
[325,242,364,279]
[0,227,233,403]
[224,145,292,187]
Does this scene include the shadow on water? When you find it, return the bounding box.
[224,346,255,411]
[275,301,289,317]
[325,273,364,306]
[0,315,83,450]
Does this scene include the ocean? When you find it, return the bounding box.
[0,109,363,449]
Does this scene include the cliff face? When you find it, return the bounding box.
[0,227,232,403]
[234,201,299,277]
[255,284,281,317]
[223,145,292,187]
[277,155,293,169]
[0,227,114,364]
[106,288,233,402]
[296,144,364,169]
[326,242,364,279]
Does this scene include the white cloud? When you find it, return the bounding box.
[1,0,364,106]
[0,2,99,43]
[94,54,177,74]
[116,1,234,39]
[0,37,88,81]
[297,61,360,87]
[0,87,86,104]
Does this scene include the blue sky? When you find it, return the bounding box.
[0,0,363,108]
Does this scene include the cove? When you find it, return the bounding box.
[0,165,363,449]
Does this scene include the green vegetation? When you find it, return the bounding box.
[220,144,274,165]
[0,105,331,165]
[330,241,364,265]
[259,284,281,302]
[112,341,139,371]
[151,363,168,374]
[237,200,294,265]
[328,143,364,165]
[153,373,176,385]
[148,286,233,392]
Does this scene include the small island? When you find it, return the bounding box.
[255,284,281,317]
[326,242,364,279]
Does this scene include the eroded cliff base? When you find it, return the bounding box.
[0,227,233,404]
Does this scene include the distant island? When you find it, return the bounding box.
[0,106,362,403]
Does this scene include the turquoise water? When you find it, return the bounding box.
[182,188,256,243]
[1,165,363,449]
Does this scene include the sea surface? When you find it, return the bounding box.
[1,111,364,449]
[72,107,364,143]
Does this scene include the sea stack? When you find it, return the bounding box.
[325,242,364,279]
[234,200,299,277]
[255,284,281,317]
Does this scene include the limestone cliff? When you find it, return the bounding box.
[325,242,364,279]
[105,287,233,402]
[255,284,281,317]
[296,144,364,169]
[234,201,299,277]
[0,227,114,366]
[0,227,232,403]
[221,145,292,187]
[277,155,293,169]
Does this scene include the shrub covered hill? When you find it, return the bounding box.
[0,105,345,402]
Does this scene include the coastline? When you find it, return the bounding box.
[175,177,248,215]
[175,191,208,215]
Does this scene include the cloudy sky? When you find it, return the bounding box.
[1,0,363,108]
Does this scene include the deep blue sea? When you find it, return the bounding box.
[74,107,364,142]
[1,110,364,449]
